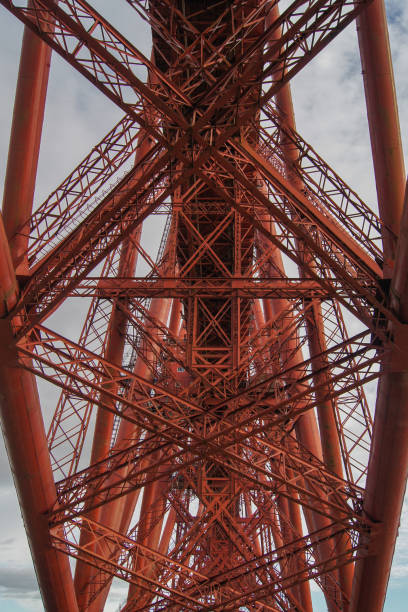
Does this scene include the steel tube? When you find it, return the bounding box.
[276,78,354,607]
[0,220,78,611]
[0,16,78,611]
[351,1,407,608]
[87,295,172,612]
[356,0,406,269]
[260,229,341,612]
[2,4,52,273]
[351,183,408,611]
[74,229,142,608]
[74,125,154,606]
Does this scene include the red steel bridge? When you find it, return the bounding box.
[0,0,407,610]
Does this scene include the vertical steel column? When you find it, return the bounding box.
[356,0,405,268]
[259,229,341,612]
[351,186,408,611]
[74,128,152,606]
[74,230,142,608]
[87,295,172,612]
[0,17,78,612]
[2,3,52,273]
[123,508,177,612]
[253,297,313,611]
[276,79,353,607]
[351,1,407,610]
[126,466,168,603]
[0,215,18,317]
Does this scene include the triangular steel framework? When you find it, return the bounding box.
[0,1,406,611]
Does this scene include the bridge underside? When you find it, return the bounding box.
[0,1,407,611]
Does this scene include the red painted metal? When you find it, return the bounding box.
[356,0,406,268]
[2,0,51,274]
[350,2,408,609]
[275,75,353,606]
[0,13,78,610]
[0,0,406,610]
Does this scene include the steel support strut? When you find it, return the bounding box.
[0,15,78,610]
[351,1,407,610]
[2,0,52,274]
[266,3,352,604]
[356,0,406,270]
[276,81,354,609]
[73,121,155,608]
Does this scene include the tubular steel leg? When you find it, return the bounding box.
[0,346,79,612]
[268,324,341,611]
[74,230,142,608]
[122,508,177,612]
[253,300,313,611]
[276,79,354,607]
[351,2,407,609]
[0,19,78,612]
[87,295,172,612]
[351,183,408,612]
[260,230,342,612]
[74,126,155,607]
[0,215,18,317]
[2,4,52,274]
[0,221,78,611]
[126,468,168,603]
[356,0,406,268]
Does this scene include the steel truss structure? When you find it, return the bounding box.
[0,0,406,610]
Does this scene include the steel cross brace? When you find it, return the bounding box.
[1,0,382,330]
[51,515,371,612]
[15,324,379,516]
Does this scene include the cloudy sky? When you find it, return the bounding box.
[0,1,407,610]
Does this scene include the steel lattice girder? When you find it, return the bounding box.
[0,1,407,611]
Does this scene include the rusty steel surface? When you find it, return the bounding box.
[0,0,406,610]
